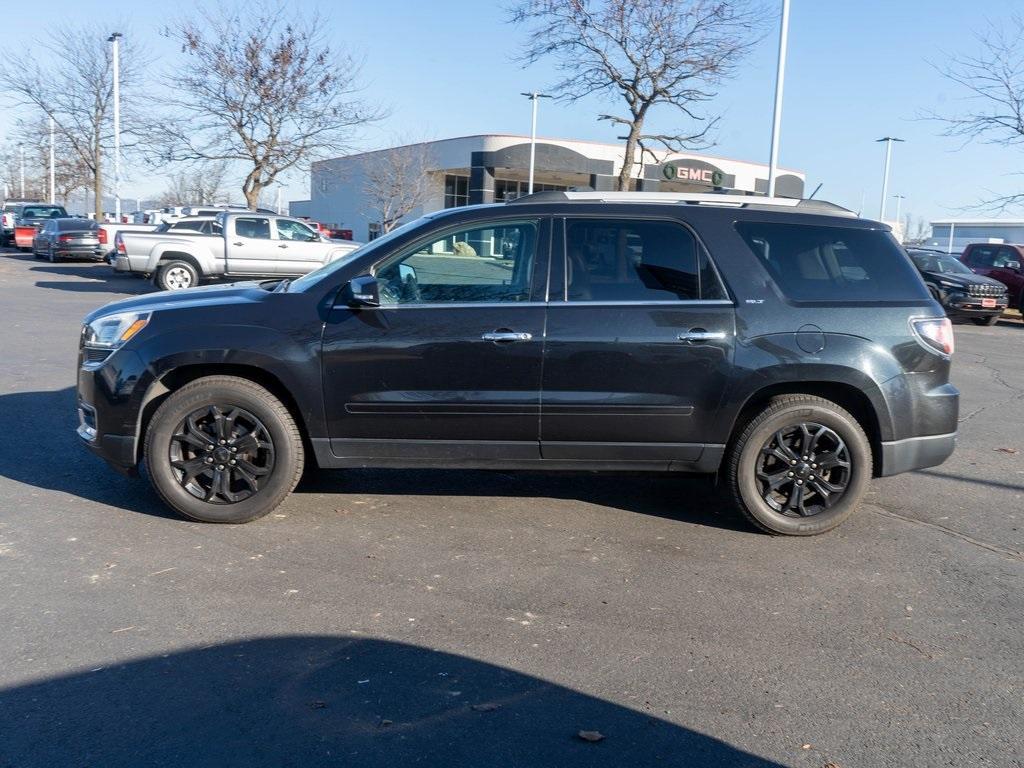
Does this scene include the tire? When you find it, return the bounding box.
[144,376,304,523]
[156,260,199,291]
[725,394,872,536]
[972,315,1000,326]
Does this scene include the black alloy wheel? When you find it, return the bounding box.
[755,423,851,517]
[169,405,275,504]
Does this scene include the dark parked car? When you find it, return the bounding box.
[32,218,103,262]
[960,243,1024,311]
[76,192,959,535]
[906,247,1007,325]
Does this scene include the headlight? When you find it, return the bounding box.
[82,311,151,349]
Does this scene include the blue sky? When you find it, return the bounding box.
[1,0,1021,225]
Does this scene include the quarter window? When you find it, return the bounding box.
[375,220,539,305]
[564,219,725,302]
[735,221,929,302]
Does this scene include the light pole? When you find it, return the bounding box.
[49,116,56,204]
[18,143,25,198]
[108,32,123,222]
[893,193,905,223]
[876,136,903,220]
[767,0,791,197]
[520,92,551,195]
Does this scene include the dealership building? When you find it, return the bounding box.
[291,134,805,241]
[926,219,1024,254]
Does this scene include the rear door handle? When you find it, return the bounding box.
[482,331,533,343]
[233,242,244,246]
[278,244,288,248]
[678,329,728,343]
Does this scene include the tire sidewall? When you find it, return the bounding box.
[735,403,871,535]
[158,261,198,291]
[145,382,299,523]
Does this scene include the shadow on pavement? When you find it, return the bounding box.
[0,635,785,768]
[915,467,1024,493]
[0,386,750,532]
[30,262,155,295]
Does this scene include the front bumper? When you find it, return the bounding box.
[879,432,957,476]
[943,293,1007,317]
[76,349,149,474]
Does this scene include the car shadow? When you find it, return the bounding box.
[30,262,156,295]
[0,386,752,533]
[0,635,786,768]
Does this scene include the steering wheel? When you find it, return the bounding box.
[378,267,422,304]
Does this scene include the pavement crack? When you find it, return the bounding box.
[867,503,1024,562]
[958,353,1024,424]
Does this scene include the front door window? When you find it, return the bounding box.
[374,221,539,304]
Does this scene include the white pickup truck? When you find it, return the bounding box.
[114,211,361,290]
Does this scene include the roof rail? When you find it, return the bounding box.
[507,190,855,217]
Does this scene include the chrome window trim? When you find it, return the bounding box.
[358,299,734,310]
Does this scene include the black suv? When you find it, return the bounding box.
[76,192,959,535]
[906,247,1008,325]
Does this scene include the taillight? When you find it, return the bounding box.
[116,234,126,255]
[98,228,107,244]
[59,234,73,243]
[911,317,954,357]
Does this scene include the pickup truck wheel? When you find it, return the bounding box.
[725,395,871,536]
[144,376,304,523]
[156,260,199,291]
[972,315,1000,326]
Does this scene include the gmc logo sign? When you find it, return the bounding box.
[662,163,724,186]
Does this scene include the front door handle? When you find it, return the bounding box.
[233,242,244,246]
[278,244,288,248]
[678,329,728,343]
[482,331,533,343]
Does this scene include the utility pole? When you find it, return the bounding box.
[18,143,25,198]
[767,0,791,197]
[49,116,56,204]
[520,92,551,195]
[876,137,904,220]
[108,32,123,222]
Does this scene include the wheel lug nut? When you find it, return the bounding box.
[787,472,794,477]
[217,464,224,470]
[802,455,808,460]
[796,480,803,485]
[205,457,212,463]
[229,459,236,465]
[811,463,817,468]
[230,447,237,452]
[219,440,226,445]
[207,445,214,451]
[791,460,797,465]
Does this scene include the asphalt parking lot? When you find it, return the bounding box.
[0,249,1022,768]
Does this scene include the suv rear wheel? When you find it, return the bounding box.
[726,395,872,535]
[144,376,304,523]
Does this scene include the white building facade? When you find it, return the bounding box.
[293,134,805,241]
[927,219,1024,254]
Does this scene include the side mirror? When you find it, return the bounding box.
[340,274,379,307]
[1006,261,1022,272]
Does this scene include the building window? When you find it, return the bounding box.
[494,179,568,202]
[444,175,470,208]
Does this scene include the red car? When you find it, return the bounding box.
[961,243,1024,310]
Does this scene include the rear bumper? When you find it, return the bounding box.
[879,432,957,476]
[55,244,104,258]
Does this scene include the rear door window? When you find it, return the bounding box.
[735,221,928,302]
[564,218,727,302]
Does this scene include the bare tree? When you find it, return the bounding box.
[510,0,767,190]
[152,3,380,210]
[14,119,94,205]
[361,141,434,234]
[0,142,45,200]
[155,162,231,207]
[0,25,141,219]
[930,14,1024,211]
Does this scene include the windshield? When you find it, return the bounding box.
[288,216,433,292]
[21,205,67,219]
[909,251,972,275]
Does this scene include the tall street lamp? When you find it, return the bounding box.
[893,193,905,224]
[49,116,56,204]
[520,92,551,195]
[18,143,25,198]
[108,32,123,222]
[876,136,903,220]
[767,0,791,197]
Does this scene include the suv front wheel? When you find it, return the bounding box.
[726,395,872,536]
[144,376,304,523]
